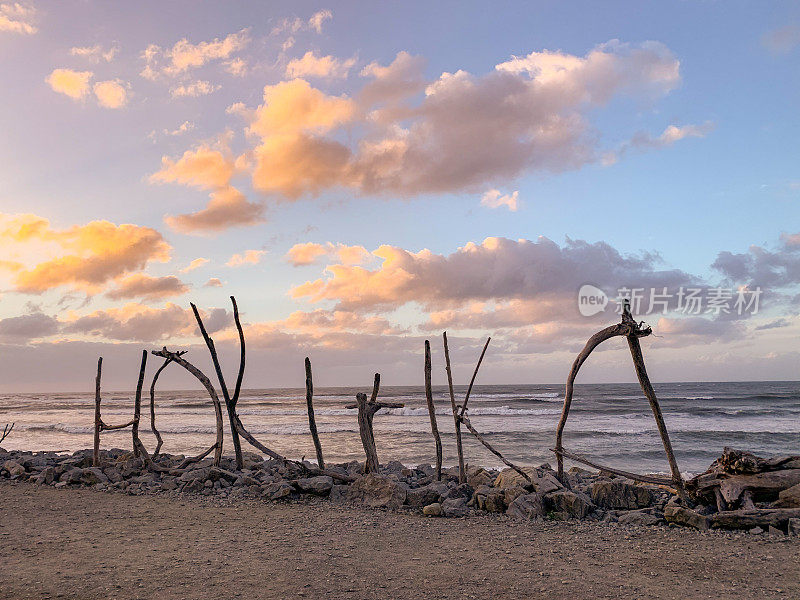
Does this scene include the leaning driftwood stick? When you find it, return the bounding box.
[555,302,651,482]
[131,350,148,458]
[625,328,688,502]
[442,332,465,484]
[93,357,102,466]
[152,348,224,466]
[149,357,172,457]
[423,340,442,480]
[346,374,404,474]
[458,337,491,419]
[305,357,325,469]
[191,301,244,470]
[551,447,674,487]
[461,416,532,483]
[0,423,13,445]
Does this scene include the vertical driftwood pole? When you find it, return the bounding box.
[442,332,465,484]
[626,333,688,502]
[424,340,442,480]
[356,391,380,473]
[305,357,325,469]
[131,350,147,457]
[93,357,102,467]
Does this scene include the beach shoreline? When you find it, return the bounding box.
[1,480,798,599]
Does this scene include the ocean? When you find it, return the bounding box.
[1,381,798,476]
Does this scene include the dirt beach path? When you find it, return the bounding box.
[0,482,797,599]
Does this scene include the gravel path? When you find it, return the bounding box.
[1,481,798,599]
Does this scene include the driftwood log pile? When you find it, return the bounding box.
[1,296,798,536]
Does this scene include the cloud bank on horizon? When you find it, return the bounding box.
[0,2,798,390]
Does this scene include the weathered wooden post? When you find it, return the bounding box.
[424,340,443,480]
[305,357,325,469]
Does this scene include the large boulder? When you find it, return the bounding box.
[618,510,660,526]
[466,466,494,489]
[775,483,800,508]
[441,497,468,518]
[346,474,407,509]
[591,480,653,509]
[294,476,333,496]
[506,493,544,521]
[545,491,594,520]
[60,467,84,484]
[263,482,294,500]
[471,485,506,513]
[80,467,109,485]
[664,504,709,530]
[34,466,56,485]
[494,467,537,490]
[2,460,26,479]
[406,481,449,507]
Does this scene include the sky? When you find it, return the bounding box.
[0,0,799,392]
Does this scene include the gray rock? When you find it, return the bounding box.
[264,482,294,500]
[545,490,594,519]
[406,481,449,507]
[328,484,349,502]
[749,526,764,535]
[81,467,109,485]
[61,467,84,484]
[506,493,544,521]
[466,466,494,489]
[664,505,709,531]
[422,502,443,517]
[788,518,800,536]
[179,467,214,483]
[103,467,123,483]
[775,482,800,508]
[35,466,56,485]
[2,460,25,478]
[494,467,538,490]
[472,486,506,513]
[441,497,468,518]
[295,476,334,495]
[591,480,653,509]
[503,485,528,507]
[441,482,473,502]
[617,510,660,526]
[768,525,784,537]
[346,473,407,509]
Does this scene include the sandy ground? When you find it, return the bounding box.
[0,481,798,600]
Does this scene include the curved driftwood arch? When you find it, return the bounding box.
[553,301,688,502]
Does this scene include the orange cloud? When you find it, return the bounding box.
[0,2,36,34]
[150,146,235,189]
[46,68,92,99]
[285,242,370,266]
[141,28,250,79]
[93,79,128,108]
[226,249,265,267]
[165,186,264,234]
[105,274,189,301]
[285,51,356,79]
[180,257,209,272]
[62,302,230,342]
[0,213,171,294]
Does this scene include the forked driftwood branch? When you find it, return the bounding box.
[554,301,687,502]
[92,355,139,467]
[345,373,404,473]
[1,422,14,445]
[424,340,442,480]
[189,298,353,483]
[442,335,532,483]
[190,298,244,470]
[305,357,325,469]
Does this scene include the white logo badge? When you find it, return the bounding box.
[577,284,608,316]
